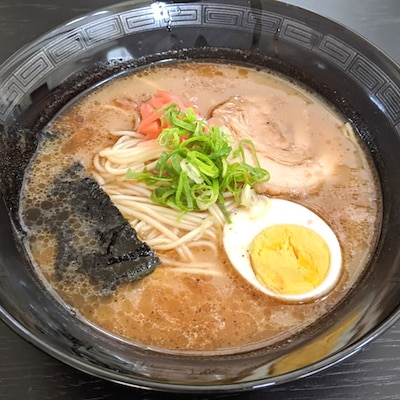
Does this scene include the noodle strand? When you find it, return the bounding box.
[93,133,232,269]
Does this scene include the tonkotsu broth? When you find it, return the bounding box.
[20,62,381,353]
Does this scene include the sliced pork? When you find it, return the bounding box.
[208,95,354,197]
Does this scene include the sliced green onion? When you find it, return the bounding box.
[127,103,270,222]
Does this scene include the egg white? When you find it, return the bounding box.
[223,197,342,302]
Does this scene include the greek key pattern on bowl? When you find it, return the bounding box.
[281,19,321,49]
[316,35,357,68]
[120,7,160,32]
[84,15,125,45]
[242,9,282,33]
[0,76,24,118]
[204,5,244,26]
[46,32,86,64]
[0,1,399,132]
[17,52,54,87]
[376,84,400,126]
[348,55,387,92]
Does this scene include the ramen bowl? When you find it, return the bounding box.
[0,0,400,393]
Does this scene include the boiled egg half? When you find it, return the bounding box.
[223,197,342,302]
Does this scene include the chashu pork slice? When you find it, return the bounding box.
[208,95,342,197]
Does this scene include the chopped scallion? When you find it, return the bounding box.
[127,103,270,222]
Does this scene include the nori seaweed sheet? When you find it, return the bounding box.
[44,162,161,294]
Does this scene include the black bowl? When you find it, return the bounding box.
[0,0,400,393]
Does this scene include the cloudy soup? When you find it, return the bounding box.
[20,62,381,354]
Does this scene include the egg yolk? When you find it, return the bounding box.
[249,224,330,296]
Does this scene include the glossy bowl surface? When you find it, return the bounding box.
[1,0,400,393]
